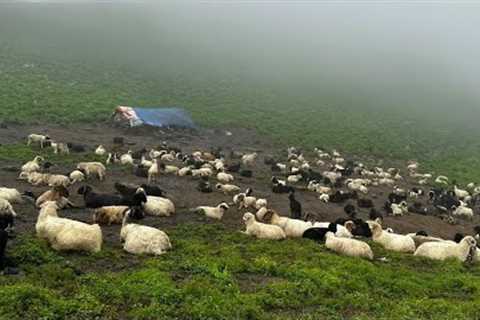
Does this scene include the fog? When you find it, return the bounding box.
[1,1,479,114]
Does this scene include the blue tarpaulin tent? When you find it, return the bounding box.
[114,106,197,128]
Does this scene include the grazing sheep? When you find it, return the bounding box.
[143,196,175,217]
[36,201,102,253]
[21,156,44,173]
[27,134,50,148]
[194,203,229,220]
[241,153,257,166]
[35,186,72,209]
[242,212,286,240]
[95,145,107,156]
[77,162,106,181]
[368,221,415,253]
[215,183,241,195]
[69,170,85,184]
[325,232,374,260]
[414,236,476,262]
[93,206,129,225]
[120,210,172,255]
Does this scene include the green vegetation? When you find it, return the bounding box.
[2,225,479,320]
[1,52,480,183]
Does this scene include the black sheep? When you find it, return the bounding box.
[272,184,294,194]
[454,233,465,243]
[78,185,124,208]
[357,198,374,209]
[140,184,166,197]
[226,163,241,173]
[288,191,302,219]
[66,142,87,153]
[302,223,337,242]
[344,204,357,219]
[416,230,428,237]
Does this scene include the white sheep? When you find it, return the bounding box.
[452,205,474,220]
[435,175,449,185]
[454,185,469,199]
[51,142,69,154]
[215,183,241,195]
[191,168,213,178]
[47,174,71,188]
[194,203,229,220]
[120,151,134,166]
[77,162,106,180]
[95,145,107,156]
[242,212,286,240]
[255,206,269,221]
[263,210,312,238]
[414,236,476,262]
[27,134,50,148]
[35,187,72,209]
[0,199,17,217]
[160,152,175,162]
[18,171,50,186]
[255,198,268,209]
[36,201,102,253]
[143,196,175,217]
[140,156,153,168]
[216,171,234,183]
[120,213,172,256]
[21,156,44,173]
[0,187,23,204]
[287,174,302,184]
[233,192,257,210]
[325,232,373,260]
[346,180,368,194]
[148,159,159,183]
[318,193,330,203]
[178,167,192,177]
[391,201,408,216]
[368,221,415,253]
[242,153,257,166]
[69,170,85,184]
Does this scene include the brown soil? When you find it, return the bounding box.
[0,122,477,263]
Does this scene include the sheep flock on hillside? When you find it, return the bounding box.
[1,131,480,274]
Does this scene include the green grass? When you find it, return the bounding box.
[1,52,480,183]
[2,225,480,320]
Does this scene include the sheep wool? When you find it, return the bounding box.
[414,236,476,262]
[242,212,286,240]
[325,232,373,260]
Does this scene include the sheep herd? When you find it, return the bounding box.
[1,132,480,273]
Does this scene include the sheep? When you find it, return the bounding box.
[391,201,408,216]
[407,232,444,248]
[148,159,160,183]
[51,142,70,154]
[178,167,192,177]
[302,223,337,242]
[77,162,106,181]
[287,174,303,184]
[35,186,73,209]
[215,183,241,195]
[233,189,257,210]
[120,210,171,255]
[194,203,229,220]
[367,221,415,253]
[160,151,176,162]
[255,198,268,210]
[263,209,312,238]
[18,171,49,186]
[21,156,44,173]
[241,153,257,166]
[93,206,129,225]
[288,191,302,219]
[47,174,71,188]
[120,151,134,166]
[255,206,269,221]
[318,193,330,203]
[242,212,286,240]
[346,180,368,194]
[454,185,470,199]
[36,201,102,253]
[106,153,120,165]
[435,175,449,185]
[312,220,354,238]
[414,236,476,262]
[78,185,124,208]
[27,134,50,148]
[114,183,166,198]
[95,145,106,156]
[69,170,85,184]
[216,171,234,183]
[452,205,474,220]
[191,168,213,178]
[325,232,374,260]
[0,199,17,218]
[143,196,175,217]
[0,187,24,204]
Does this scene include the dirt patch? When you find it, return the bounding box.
[1,122,478,271]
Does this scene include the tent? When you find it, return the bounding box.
[113,106,197,129]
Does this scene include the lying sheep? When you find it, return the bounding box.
[36,201,102,253]
[414,236,476,262]
[0,187,24,204]
[159,163,179,175]
[233,191,257,210]
[391,201,408,216]
[325,232,373,260]
[47,174,71,188]
[368,221,415,253]
[215,183,241,195]
[27,134,50,149]
[35,186,73,209]
[452,205,474,220]
[242,212,286,240]
[77,162,106,181]
[21,156,44,173]
[95,145,107,156]
[194,203,229,220]
[216,171,234,183]
[255,198,268,210]
[120,209,172,255]
[242,153,257,166]
[263,209,312,238]
[93,206,129,225]
[69,170,85,184]
[18,171,50,186]
[143,196,175,217]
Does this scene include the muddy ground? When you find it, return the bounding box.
[0,122,478,266]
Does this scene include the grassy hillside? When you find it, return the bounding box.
[2,225,480,320]
[1,52,480,183]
